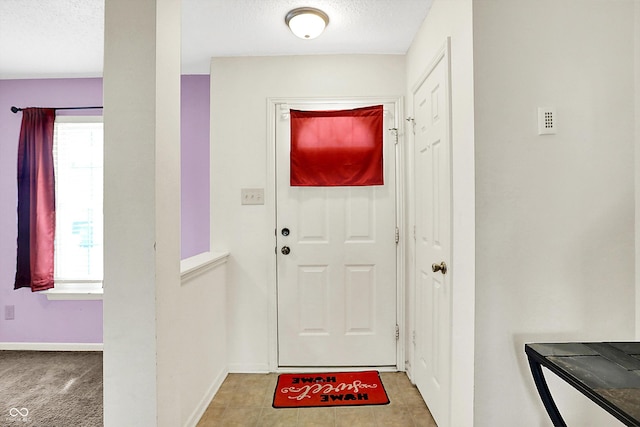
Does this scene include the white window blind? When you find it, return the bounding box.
[53,117,103,282]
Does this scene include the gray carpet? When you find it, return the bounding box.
[0,351,102,427]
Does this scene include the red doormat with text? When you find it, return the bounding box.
[273,370,389,408]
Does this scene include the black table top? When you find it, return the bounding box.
[525,342,640,425]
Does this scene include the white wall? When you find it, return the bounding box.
[404,0,475,425]
[103,0,183,425]
[179,258,228,427]
[473,1,636,425]
[635,0,640,340]
[210,55,405,372]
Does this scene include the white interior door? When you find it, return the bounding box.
[276,100,398,367]
[413,46,452,426]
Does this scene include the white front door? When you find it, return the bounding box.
[412,45,452,426]
[276,100,398,367]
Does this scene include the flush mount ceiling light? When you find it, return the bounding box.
[285,7,329,40]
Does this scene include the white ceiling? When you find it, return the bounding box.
[0,0,432,79]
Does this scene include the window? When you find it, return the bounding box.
[51,116,103,294]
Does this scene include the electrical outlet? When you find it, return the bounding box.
[241,188,264,205]
[5,305,15,320]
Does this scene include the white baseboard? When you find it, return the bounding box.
[228,362,270,373]
[183,368,228,427]
[275,366,400,373]
[0,342,103,351]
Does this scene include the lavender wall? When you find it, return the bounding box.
[0,76,210,343]
[181,75,210,258]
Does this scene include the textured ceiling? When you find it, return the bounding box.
[0,0,432,79]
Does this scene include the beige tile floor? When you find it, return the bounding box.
[197,371,437,426]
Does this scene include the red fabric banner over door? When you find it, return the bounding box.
[290,105,384,186]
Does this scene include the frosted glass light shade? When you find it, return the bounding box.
[285,7,329,39]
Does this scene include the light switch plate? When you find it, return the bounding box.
[241,188,264,205]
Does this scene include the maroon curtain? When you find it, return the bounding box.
[290,105,384,186]
[14,108,56,292]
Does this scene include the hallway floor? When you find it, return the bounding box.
[197,371,437,426]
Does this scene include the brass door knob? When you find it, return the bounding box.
[432,261,447,274]
[281,246,291,255]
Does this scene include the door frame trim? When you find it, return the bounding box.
[266,96,406,371]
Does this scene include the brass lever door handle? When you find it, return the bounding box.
[432,261,447,275]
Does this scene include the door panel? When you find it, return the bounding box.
[413,48,452,426]
[276,101,398,367]
[346,188,375,241]
[344,265,375,333]
[298,189,328,241]
[298,265,329,334]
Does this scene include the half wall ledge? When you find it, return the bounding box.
[41,251,230,300]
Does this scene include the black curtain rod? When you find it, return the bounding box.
[10,106,103,114]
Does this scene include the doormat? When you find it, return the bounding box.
[272,370,389,408]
